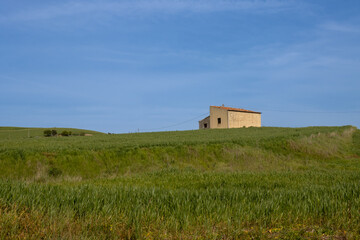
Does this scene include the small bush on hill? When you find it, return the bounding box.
[51,130,57,136]
[61,131,69,136]
[43,130,52,137]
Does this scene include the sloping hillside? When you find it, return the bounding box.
[0,126,357,179]
[0,126,359,239]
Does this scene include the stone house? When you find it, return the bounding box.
[199,105,261,129]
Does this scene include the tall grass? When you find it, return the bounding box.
[0,126,356,180]
[0,126,359,238]
[1,170,359,239]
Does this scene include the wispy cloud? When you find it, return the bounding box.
[0,0,300,23]
[320,22,360,34]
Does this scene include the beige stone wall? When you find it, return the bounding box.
[227,111,261,128]
[201,106,261,129]
[199,116,210,129]
[209,106,228,129]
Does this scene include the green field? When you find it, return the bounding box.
[0,126,359,239]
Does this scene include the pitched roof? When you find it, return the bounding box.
[211,106,261,114]
[198,115,210,122]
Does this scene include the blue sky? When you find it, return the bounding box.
[1,0,359,133]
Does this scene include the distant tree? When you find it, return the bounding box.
[43,130,52,137]
[68,131,72,136]
[61,130,69,136]
[51,129,57,136]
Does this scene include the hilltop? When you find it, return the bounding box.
[0,126,104,139]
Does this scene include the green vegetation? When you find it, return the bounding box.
[43,129,60,137]
[0,126,359,239]
[0,126,102,140]
[43,129,52,137]
[60,130,71,136]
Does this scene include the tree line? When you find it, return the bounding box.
[43,129,73,137]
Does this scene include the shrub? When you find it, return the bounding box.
[61,131,69,136]
[43,130,52,137]
[51,130,57,136]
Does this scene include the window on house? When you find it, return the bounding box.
[218,118,221,124]
[204,123,207,128]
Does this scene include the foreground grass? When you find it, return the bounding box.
[0,126,359,239]
[1,170,359,239]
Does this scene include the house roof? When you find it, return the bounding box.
[211,106,261,114]
[198,115,210,122]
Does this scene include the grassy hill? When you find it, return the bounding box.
[0,126,359,239]
[0,126,104,139]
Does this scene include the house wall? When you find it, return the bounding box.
[199,116,210,129]
[209,106,228,129]
[227,111,261,128]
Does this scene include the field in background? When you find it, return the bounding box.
[0,126,360,239]
[0,127,103,139]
